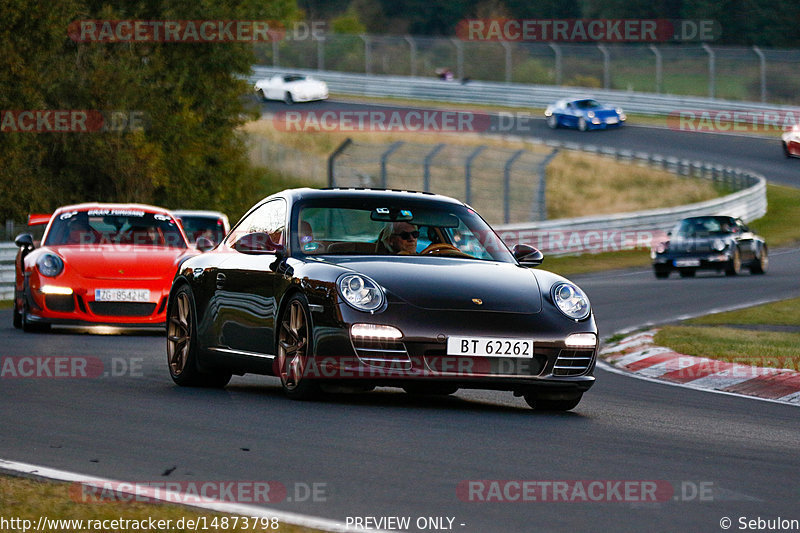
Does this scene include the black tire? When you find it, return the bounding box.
[546,114,558,129]
[283,91,293,105]
[257,89,268,102]
[21,300,50,333]
[167,285,231,388]
[524,393,582,411]
[276,294,319,400]
[750,246,768,274]
[13,299,22,329]
[725,248,741,276]
[679,269,696,278]
[654,270,670,279]
[784,142,791,158]
[402,383,459,396]
[577,117,588,132]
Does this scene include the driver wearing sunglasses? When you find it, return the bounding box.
[379,221,419,254]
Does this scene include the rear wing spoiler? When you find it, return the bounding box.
[27,213,52,226]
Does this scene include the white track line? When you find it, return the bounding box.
[0,459,392,533]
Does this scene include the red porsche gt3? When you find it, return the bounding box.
[13,203,196,331]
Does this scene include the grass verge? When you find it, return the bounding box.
[653,297,800,369]
[0,474,323,533]
[544,183,800,277]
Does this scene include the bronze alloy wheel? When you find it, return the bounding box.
[167,290,192,377]
[726,248,741,276]
[277,296,319,399]
[751,246,768,274]
[167,286,230,388]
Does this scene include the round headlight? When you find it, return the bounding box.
[712,239,726,251]
[552,282,590,321]
[337,274,384,312]
[587,111,596,118]
[37,253,64,277]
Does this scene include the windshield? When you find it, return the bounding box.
[177,215,227,245]
[673,217,733,237]
[575,99,601,109]
[44,208,187,248]
[295,200,514,262]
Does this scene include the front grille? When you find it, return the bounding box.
[89,302,156,317]
[45,294,75,312]
[553,349,595,376]
[352,338,411,367]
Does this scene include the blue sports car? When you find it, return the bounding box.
[544,98,626,131]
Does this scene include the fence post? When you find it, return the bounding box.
[501,42,512,83]
[597,44,610,89]
[548,43,562,85]
[465,145,487,205]
[535,149,559,221]
[649,44,662,94]
[753,46,766,103]
[317,36,325,71]
[405,36,417,77]
[702,43,716,99]
[423,143,446,192]
[361,34,371,75]
[380,142,405,188]
[328,138,353,187]
[451,38,464,80]
[503,150,526,224]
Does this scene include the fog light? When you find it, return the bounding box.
[565,333,597,348]
[351,324,403,339]
[39,285,73,295]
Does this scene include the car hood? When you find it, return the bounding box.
[324,257,543,313]
[51,245,187,280]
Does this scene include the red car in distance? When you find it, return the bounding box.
[13,203,195,332]
[782,125,800,158]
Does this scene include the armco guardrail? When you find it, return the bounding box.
[1,243,16,300]
[0,165,765,300]
[250,66,800,118]
[493,138,766,255]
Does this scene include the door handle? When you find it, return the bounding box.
[216,272,226,289]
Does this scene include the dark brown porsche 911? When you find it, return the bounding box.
[166,188,598,411]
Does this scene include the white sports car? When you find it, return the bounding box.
[254,74,329,104]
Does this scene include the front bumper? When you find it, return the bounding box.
[652,252,732,272]
[26,277,170,326]
[306,303,597,395]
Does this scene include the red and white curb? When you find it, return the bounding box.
[600,330,800,405]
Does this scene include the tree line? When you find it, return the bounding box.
[0,0,298,224]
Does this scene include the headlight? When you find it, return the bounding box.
[587,111,595,118]
[36,253,64,277]
[552,282,590,321]
[712,239,726,251]
[338,274,384,312]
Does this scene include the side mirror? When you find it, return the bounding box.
[233,232,284,254]
[195,236,215,252]
[513,244,544,267]
[15,233,34,249]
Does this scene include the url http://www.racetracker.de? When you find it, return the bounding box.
[0,515,281,532]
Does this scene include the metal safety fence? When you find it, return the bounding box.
[254,34,800,105]
[328,139,558,225]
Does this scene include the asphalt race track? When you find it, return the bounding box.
[2,100,799,532]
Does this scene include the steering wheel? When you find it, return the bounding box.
[419,243,472,258]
